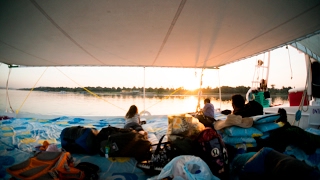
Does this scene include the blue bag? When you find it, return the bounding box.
[60,126,99,155]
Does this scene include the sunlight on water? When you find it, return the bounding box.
[0,89,288,116]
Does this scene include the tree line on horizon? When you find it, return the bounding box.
[19,85,292,95]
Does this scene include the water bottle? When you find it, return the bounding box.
[105,146,110,158]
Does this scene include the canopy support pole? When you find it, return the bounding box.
[196,68,204,112]
[218,68,221,110]
[305,54,312,100]
[265,51,271,90]
[143,67,146,112]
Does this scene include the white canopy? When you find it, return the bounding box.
[291,33,320,62]
[1,0,320,68]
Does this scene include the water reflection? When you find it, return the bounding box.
[0,89,288,116]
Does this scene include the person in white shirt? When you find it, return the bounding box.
[197,98,216,127]
[124,105,147,138]
[125,105,141,124]
[202,98,215,119]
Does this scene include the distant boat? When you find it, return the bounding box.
[120,90,140,95]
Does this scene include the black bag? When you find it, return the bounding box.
[75,162,100,180]
[195,127,229,179]
[168,134,197,156]
[60,126,99,155]
[136,134,186,175]
[99,127,151,161]
[96,126,133,147]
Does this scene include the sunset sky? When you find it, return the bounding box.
[0,46,307,91]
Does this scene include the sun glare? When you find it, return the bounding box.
[183,76,201,91]
[183,84,199,91]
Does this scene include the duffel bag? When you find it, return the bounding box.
[96,125,133,146]
[100,128,151,161]
[60,126,99,155]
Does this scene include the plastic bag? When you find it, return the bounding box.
[148,155,220,180]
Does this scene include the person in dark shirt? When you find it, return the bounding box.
[231,94,263,117]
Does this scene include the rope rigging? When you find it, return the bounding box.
[56,67,184,114]
[5,67,15,113]
[16,67,49,115]
[294,55,311,124]
[145,87,183,110]
[286,46,293,79]
[5,65,186,116]
[55,67,126,112]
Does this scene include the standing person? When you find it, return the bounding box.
[124,105,147,138]
[231,94,263,117]
[197,98,215,127]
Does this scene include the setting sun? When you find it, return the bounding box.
[182,78,200,91]
[169,68,221,91]
[179,69,202,91]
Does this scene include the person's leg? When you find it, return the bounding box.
[204,116,215,128]
[124,122,143,131]
[196,114,214,127]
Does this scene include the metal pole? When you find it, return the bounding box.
[196,68,204,112]
[265,51,271,90]
[218,69,221,110]
[305,54,312,100]
[143,67,146,112]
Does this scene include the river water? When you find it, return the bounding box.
[0,89,288,117]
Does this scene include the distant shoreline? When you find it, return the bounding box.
[0,85,292,96]
[0,88,289,97]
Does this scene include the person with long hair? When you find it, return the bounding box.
[124,105,148,139]
[125,105,140,124]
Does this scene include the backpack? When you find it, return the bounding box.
[98,126,151,161]
[195,127,229,179]
[60,126,99,155]
[6,151,85,180]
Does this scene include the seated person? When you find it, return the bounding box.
[202,98,215,119]
[124,105,148,139]
[197,98,215,127]
[231,94,263,117]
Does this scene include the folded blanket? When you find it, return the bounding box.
[252,114,280,124]
[254,122,283,132]
[223,126,263,138]
[222,135,256,145]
